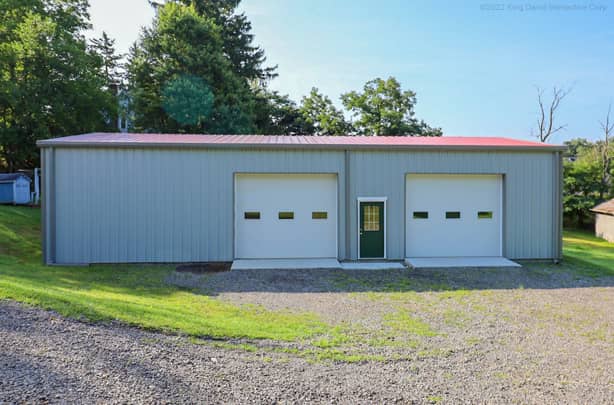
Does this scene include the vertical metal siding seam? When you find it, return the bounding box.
[344,149,350,260]
[531,156,537,257]
[86,150,92,262]
[50,148,56,264]
[552,151,559,260]
[203,150,209,260]
[90,150,96,262]
[554,152,559,259]
[78,150,85,262]
[172,151,179,261]
[187,150,193,261]
[130,149,136,261]
[217,149,225,260]
[41,149,47,263]
[507,154,515,257]
[110,150,117,261]
[120,149,127,261]
[558,152,564,259]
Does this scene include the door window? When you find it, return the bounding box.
[363,205,380,231]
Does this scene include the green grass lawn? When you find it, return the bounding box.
[0,206,325,341]
[0,205,612,345]
[561,229,614,277]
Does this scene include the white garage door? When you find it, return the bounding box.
[406,174,502,257]
[235,174,337,259]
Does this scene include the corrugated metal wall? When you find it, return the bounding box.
[348,150,556,259]
[45,146,558,264]
[51,147,345,264]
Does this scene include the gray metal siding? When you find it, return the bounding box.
[53,147,346,264]
[348,151,556,260]
[46,146,559,264]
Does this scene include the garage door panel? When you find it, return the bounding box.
[406,174,502,257]
[235,174,337,259]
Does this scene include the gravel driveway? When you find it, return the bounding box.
[2,265,613,404]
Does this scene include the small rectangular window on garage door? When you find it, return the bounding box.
[446,211,461,219]
[278,211,294,220]
[244,211,260,220]
[413,211,428,219]
[312,211,328,219]
[478,211,493,219]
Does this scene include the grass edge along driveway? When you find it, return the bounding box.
[0,205,613,360]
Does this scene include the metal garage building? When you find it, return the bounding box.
[37,133,565,265]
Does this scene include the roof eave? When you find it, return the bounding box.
[591,209,614,216]
[36,140,567,152]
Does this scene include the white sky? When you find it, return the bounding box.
[86,0,156,56]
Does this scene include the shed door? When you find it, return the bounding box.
[0,183,12,203]
[406,174,502,257]
[235,174,337,259]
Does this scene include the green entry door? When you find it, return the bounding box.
[359,201,385,258]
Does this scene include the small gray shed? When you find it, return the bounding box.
[37,133,566,265]
[591,199,614,243]
[0,173,31,205]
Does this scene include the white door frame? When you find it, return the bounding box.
[357,197,387,259]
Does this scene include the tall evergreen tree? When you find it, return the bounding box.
[0,0,116,170]
[90,31,124,129]
[172,0,276,81]
[127,1,272,133]
[90,31,123,90]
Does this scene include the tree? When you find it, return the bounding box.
[253,89,313,135]
[533,86,572,143]
[563,138,593,161]
[340,77,441,136]
[564,158,602,228]
[562,135,614,228]
[90,31,124,130]
[597,104,614,199]
[127,2,256,133]
[89,31,123,90]
[170,0,276,82]
[299,88,352,135]
[161,75,214,127]
[0,0,116,171]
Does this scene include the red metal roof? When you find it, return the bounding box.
[37,132,566,150]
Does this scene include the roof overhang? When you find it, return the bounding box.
[36,133,568,152]
[591,209,614,217]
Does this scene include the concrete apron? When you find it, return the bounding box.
[231,258,520,270]
[231,259,406,271]
[405,256,521,269]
